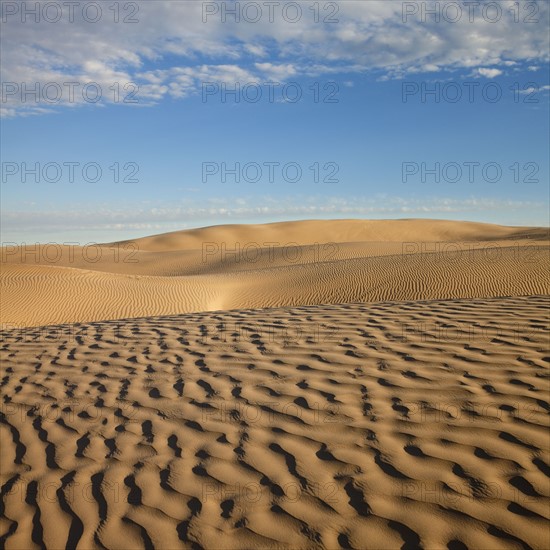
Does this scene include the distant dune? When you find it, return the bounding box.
[1,219,549,327]
[1,220,549,550]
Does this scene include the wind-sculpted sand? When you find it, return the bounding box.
[0,220,549,549]
[1,297,549,549]
[1,219,549,327]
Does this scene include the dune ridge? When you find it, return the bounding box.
[1,219,549,327]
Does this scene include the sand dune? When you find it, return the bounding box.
[1,219,549,549]
[108,219,549,252]
[1,219,549,327]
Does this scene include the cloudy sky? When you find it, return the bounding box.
[1,0,549,243]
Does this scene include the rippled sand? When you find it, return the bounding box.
[1,220,549,549]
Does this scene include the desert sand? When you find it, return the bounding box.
[1,219,549,327]
[1,219,549,549]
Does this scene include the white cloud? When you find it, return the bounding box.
[518,84,550,94]
[2,196,547,235]
[244,44,268,57]
[1,0,548,116]
[472,68,504,78]
[254,63,297,80]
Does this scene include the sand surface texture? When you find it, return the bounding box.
[1,219,548,327]
[1,220,549,549]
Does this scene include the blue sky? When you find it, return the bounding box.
[1,0,549,243]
